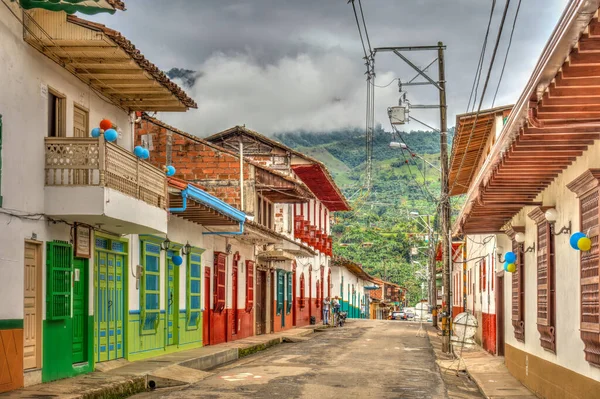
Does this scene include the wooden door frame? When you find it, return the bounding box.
[232,254,239,336]
[24,240,42,370]
[203,266,211,345]
[165,253,180,347]
[495,271,505,356]
[72,257,89,364]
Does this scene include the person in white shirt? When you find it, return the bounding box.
[323,297,331,325]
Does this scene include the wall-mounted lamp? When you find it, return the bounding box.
[496,246,505,263]
[514,232,526,244]
[160,237,171,251]
[181,241,192,256]
[544,208,571,236]
[524,243,535,253]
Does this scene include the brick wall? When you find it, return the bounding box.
[136,118,253,210]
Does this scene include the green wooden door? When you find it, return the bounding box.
[72,258,88,363]
[166,251,179,346]
[95,242,125,363]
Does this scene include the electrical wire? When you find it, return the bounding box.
[374,78,399,88]
[350,0,369,60]
[449,0,512,195]
[491,0,522,107]
[466,0,496,113]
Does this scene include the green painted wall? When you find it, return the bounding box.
[178,310,202,347]
[127,312,165,361]
[0,319,23,329]
[42,316,93,383]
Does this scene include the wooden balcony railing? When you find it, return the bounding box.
[45,137,167,209]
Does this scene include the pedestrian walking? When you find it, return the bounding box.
[332,296,341,326]
[323,296,331,325]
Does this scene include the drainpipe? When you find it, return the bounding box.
[202,222,244,236]
[239,139,244,212]
[169,189,188,212]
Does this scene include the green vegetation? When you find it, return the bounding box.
[276,126,456,305]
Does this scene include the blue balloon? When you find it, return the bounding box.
[104,128,118,142]
[141,148,150,160]
[91,127,101,138]
[504,251,516,264]
[165,165,176,177]
[134,146,145,158]
[503,262,509,271]
[171,255,183,266]
[570,232,586,250]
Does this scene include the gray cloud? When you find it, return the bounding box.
[91,0,568,135]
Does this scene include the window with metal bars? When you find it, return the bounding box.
[187,252,202,329]
[46,241,73,320]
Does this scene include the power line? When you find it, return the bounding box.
[357,0,373,54]
[349,0,369,60]
[449,0,512,195]
[492,0,522,107]
[466,0,496,113]
[374,78,399,88]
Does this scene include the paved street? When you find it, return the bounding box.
[132,320,481,399]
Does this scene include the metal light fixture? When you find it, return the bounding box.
[544,208,571,236]
[160,237,171,251]
[181,241,192,256]
[496,246,505,263]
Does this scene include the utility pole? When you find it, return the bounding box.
[373,42,449,347]
[438,42,451,353]
[428,214,437,328]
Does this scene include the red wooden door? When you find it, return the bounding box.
[203,267,211,345]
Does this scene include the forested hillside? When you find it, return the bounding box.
[275,126,455,304]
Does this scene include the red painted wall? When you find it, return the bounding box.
[209,309,228,345]
[272,300,294,333]
[227,309,254,341]
[294,298,322,327]
[452,306,464,319]
[482,312,497,354]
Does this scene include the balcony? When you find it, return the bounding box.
[293,215,332,256]
[44,137,168,234]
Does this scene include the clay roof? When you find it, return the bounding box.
[66,16,196,110]
[205,126,350,211]
[142,114,313,196]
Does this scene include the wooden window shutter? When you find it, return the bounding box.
[316,279,321,308]
[299,273,306,308]
[568,170,600,366]
[505,226,525,342]
[286,272,293,314]
[214,252,226,313]
[245,260,254,312]
[482,259,486,292]
[276,270,285,316]
[528,207,556,352]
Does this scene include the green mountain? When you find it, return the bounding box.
[275,126,455,305]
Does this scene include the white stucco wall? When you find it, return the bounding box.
[497,140,600,382]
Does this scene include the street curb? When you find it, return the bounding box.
[81,376,147,399]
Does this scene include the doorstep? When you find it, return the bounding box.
[426,326,535,399]
[0,326,321,399]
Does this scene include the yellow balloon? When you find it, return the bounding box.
[507,263,516,273]
[578,237,592,251]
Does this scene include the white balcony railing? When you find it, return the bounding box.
[45,137,166,209]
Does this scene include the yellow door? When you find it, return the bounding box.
[73,105,88,138]
[24,242,41,370]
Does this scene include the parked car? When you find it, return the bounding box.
[404,310,415,320]
[391,311,404,320]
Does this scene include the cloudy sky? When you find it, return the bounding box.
[91,0,568,136]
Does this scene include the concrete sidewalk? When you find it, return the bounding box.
[1,325,328,399]
[427,326,535,399]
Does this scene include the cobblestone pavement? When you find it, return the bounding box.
[131,319,481,399]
